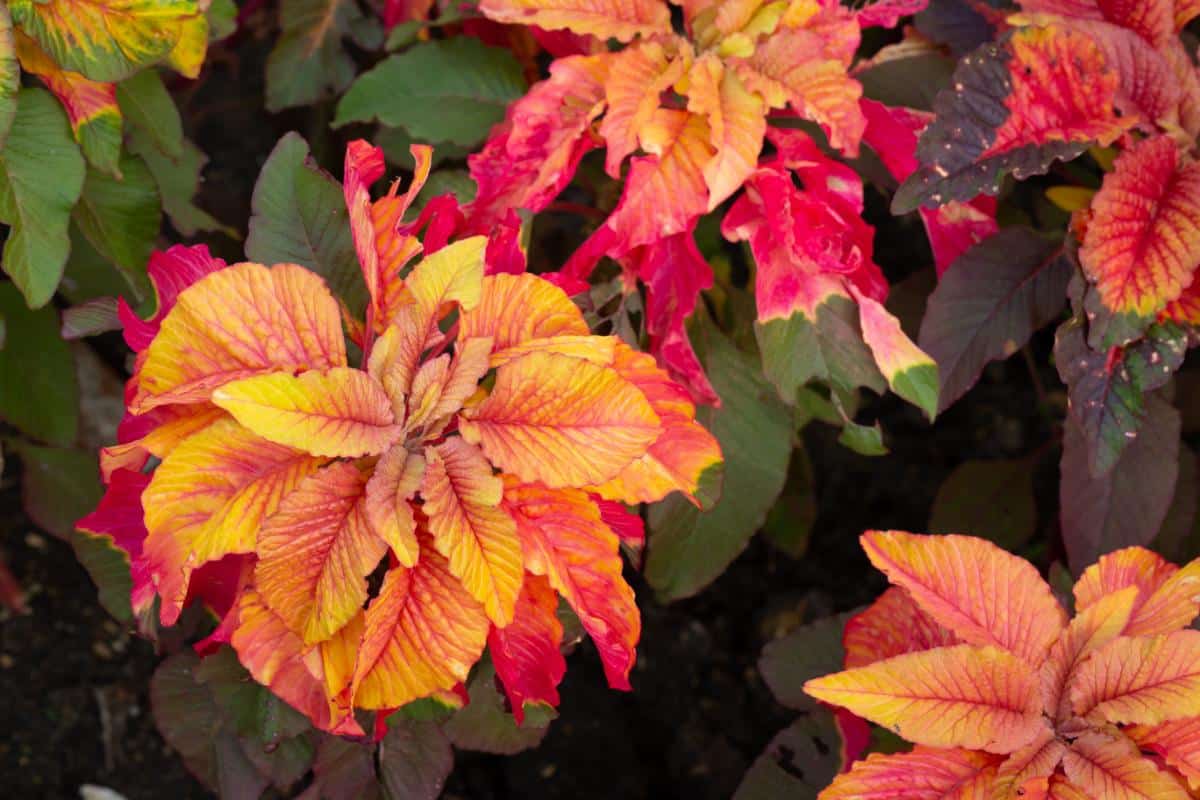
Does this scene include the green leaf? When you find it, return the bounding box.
[246,133,365,313]
[758,611,855,712]
[117,69,184,158]
[378,719,453,800]
[72,153,161,295]
[195,648,311,746]
[0,282,79,444]
[265,0,383,112]
[858,52,955,112]
[0,5,18,148]
[335,38,526,146]
[1060,390,1180,573]
[207,0,238,41]
[71,529,134,623]
[837,418,888,456]
[443,660,553,755]
[919,228,1070,412]
[375,125,472,168]
[755,292,885,405]
[1155,444,1199,563]
[646,326,792,600]
[0,88,86,308]
[761,447,817,558]
[929,458,1037,550]
[59,222,142,302]
[127,128,233,237]
[14,444,102,539]
[733,712,844,800]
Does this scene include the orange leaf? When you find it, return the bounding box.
[363,445,424,567]
[1079,135,1200,322]
[1069,630,1200,726]
[100,404,226,481]
[132,263,347,412]
[1040,586,1137,723]
[1047,775,1092,800]
[503,482,639,689]
[477,0,672,41]
[487,335,617,369]
[1127,718,1200,791]
[861,530,1067,665]
[1124,559,1200,638]
[404,337,492,434]
[350,536,489,709]
[255,462,387,645]
[231,588,363,736]
[584,341,721,506]
[1061,731,1191,800]
[459,273,589,351]
[686,54,765,211]
[803,644,1044,754]
[843,586,959,669]
[421,437,524,626]
[141,417,324,625]
[488,572,566,723]
[817,747,1000,800]
[213,368,403,458]
[459,351,661,488]
[993,725,1069,800]
[1074,546,1180,613]
[599,38,689,177]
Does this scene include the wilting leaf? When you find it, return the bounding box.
[0,282,79,444]
[919,228,1071,411]
[1060,391,1181,573]
[645,327,791,600]
[336,38,526,147]
[265,0,382,111]
[245,133,365,314]
[0,88,86,308]
[929,458,1037,550]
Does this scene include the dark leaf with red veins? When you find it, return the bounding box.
[1060,389,1180,573]
[918,227,1070,412]
[893,26,1133,213]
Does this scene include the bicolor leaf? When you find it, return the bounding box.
[817,747,999,799]
[351,538,490,709]
[255,462,388,645]
[141,418,324,624]
[421,437,524,627]
[851,286,938,421]
[460,351,661,488]
[459,272,589,350]
[842,585,959,669]
[861,530,1067,664]
[488,573,566,723]
[803,643,1044,754]
[1127,719,1200,792]
[118,243,227,353]
[1061,732,1191,800]
[363,446,424,568]
[1069,630,1200,726]
[212,368,402,459]
[503,482,639,689]
[993,726,1068,800]
[600,38,688,177]
[686,54,764,211]
[133,262,347,410]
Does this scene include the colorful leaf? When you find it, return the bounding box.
[918,228,1070,412]
[141,417,324,624]
[254,462,387,645]
[477,0,671,41]
[212,368,402,459]
[842,586,959,669]
[9,0,203,82]
[1078,135,1200,330]
[993,726,1068,800]
[132,262,347,411]
[363,445,424,568]
[73,153,162,286]
[1061,732,1191,800]
[585,342,722,507]
[803,643,1044,754]
[600,38,688,177]
[860,530,1067,665]
[851,286,938,420]
[350,538,490,710]
[117,243,227,353]
[459,351,661,488]
[76,468,155,614]
[1127,719,1200,791]
[893,25,1133,212]
[0,4,17,149]
[686,55,764,211]
[503,482,639,689]
[14,31,121,177]
[0,88,86,309]
[1073,546,1180,613]
[459,272,589,350]
[0,281,79,444]
[422,437,524,627]
[1069,630,1200,726]
[817,747,999,800]
[465,54,609,233]
[488,573,566,723]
